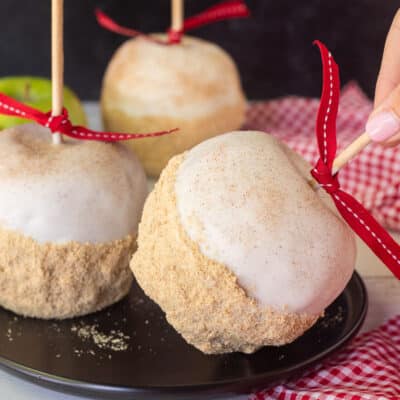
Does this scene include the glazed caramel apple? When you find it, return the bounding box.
[101,35,246,177]
[0,123,147,319]
[131,131,356,354]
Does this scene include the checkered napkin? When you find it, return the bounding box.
[251,315,400,400]
[245,82,400,231]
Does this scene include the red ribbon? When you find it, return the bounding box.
[0,93,177,142]
[312,41,400,280]
[96,0,250,45]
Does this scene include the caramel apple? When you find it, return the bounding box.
[101,35,246,177]
[0,123,147,318]
[131,131,356,354]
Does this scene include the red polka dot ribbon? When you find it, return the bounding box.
[312,41,400,280]
[95,0,250,45]
[0,93,177,142]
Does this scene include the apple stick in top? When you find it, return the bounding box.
[171,0,184,34]
[331,132,370,175]
[308,131,371,190]
[51,0,64,145]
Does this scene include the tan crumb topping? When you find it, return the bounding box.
[0,227,136,319]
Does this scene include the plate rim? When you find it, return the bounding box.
[0,271,368,398]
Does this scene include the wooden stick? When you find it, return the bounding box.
[171,0,184,32]
[332,132,371,175]
[308,132,372,190]
[51,0,64,145]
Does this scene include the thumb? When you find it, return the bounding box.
[367,83,400,146]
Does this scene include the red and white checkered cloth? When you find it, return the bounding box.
[245,82,400,231]
[251,315,400,400]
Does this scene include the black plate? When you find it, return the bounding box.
[0,272,367,400]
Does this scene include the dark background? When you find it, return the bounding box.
[1,1,399,100]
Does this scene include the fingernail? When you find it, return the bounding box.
[367,111,400,142]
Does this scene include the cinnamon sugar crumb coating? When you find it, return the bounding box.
[0,228,135,319]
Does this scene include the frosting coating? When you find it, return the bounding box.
[0,123,147,243]
[175,131,356,315]
[102,35,245,119]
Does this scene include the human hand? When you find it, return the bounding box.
[367,9,400,146]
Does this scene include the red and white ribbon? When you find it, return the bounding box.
[311,41,400,280]
[95,0,250,45]
[0,93,177,142]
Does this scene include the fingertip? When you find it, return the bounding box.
[367,110,400,142]
[381,132,400,147]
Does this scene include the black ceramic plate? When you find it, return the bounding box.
[0,272,367,400]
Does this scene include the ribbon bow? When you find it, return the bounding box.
[312,41,400,280]
[96,0,250,45]
[0,93,177,142]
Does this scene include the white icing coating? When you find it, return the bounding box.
[175,131,356,315]
[0,124,147,244]
[102,35,245,119]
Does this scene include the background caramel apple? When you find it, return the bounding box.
[101,35,246,177]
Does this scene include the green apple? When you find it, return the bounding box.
[0,76,87,129]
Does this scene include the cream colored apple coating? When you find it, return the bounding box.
[101,35,246,177]
[175,132,356,316]
[0,123,147,318]
[131,131,356,354]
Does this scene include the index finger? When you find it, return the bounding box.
[375,9,400,107]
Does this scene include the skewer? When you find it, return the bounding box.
[309,132,371,190]
[171,0,184,32]
[51,0,64,145]
[331,132,370,175]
